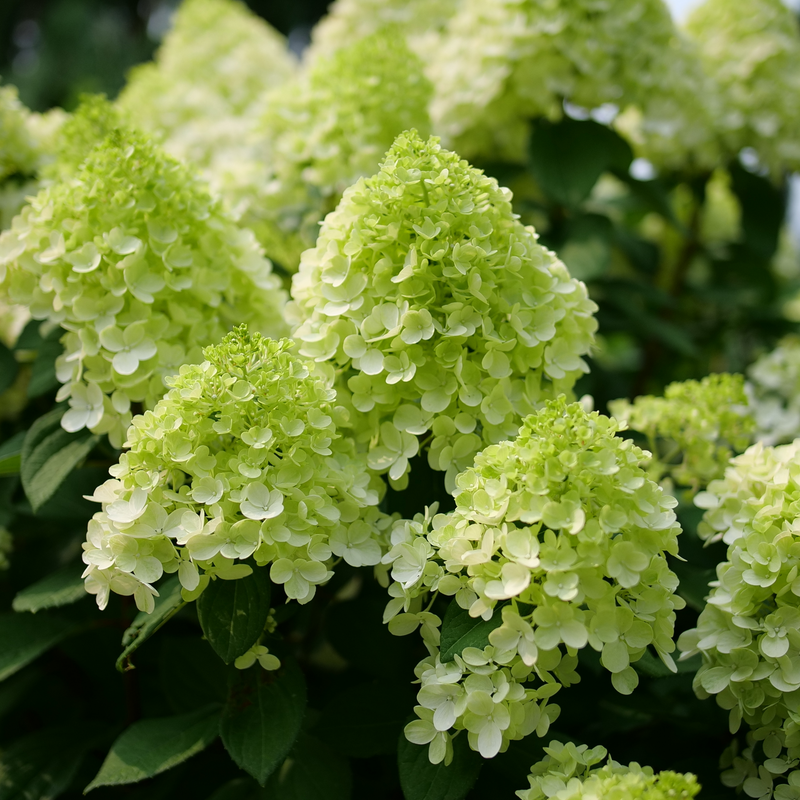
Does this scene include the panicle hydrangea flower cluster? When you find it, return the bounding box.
[288,131,597,490]
[685,0,800,176]
[383,400,685,762]
[81,327,387,613]
[516,740,700,800]
[747,337,800,446]
[609,374,755,491]
[232,31,432,273]
[118,0,296,180]
[0,107,287,446]
[679,440,800,799]
[424,0,719,167]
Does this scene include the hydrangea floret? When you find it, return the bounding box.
[383,400,685,762]
[609,374,755,491]
[0,107,287,446]
[680,440,800,798]
[288,131,597,490]
[233,31,432,272]
[516,740,700,800]
[81,327,387,614]
[747,336,800,446]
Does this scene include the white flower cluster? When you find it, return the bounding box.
[680,440,800,798]
[0,103,287,446]
[289,131,597,490]
[747,337,800,446]
[82,327,388,613]
[382,400,685,762]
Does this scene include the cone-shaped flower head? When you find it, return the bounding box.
[234,30,433,272]
[0,105,287,446]
[686,0,800,175]
[384,400,684,761]
[427,0,719,168]
[81,327,387,613]
[118,0,296,172]
[289,131,597,489]
[517,741,700,800]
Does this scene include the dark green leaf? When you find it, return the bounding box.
[398,732,482,800]
[85,705,221,792]
[267,734,351,800]
[439,600,504,663]
[220,656,307,786]
[27,337,63,398]
[20,407,99,511]
[159,636,229,714]
[0,342,18,396]
[13,564,87,612]
[197,568,272,665]
[117,576,185,672]
[730,161,786,261]
[529,117,632,207]
[0,612,77,681]
[0,430,25,476]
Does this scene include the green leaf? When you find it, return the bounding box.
[0,612,76,682]
[197,568,271,665]
[529,117,632,207]
[220,656,307,786]
[398,732,482,800]
[267,734,351,800]
[0,341,18,396]
[0,430,25,476]
[159,636,229,714]
[439,600,504,663]
[730,162,785,261]
[117,577,185,672]
[85,705,221,792]
[27,337,62,398]
[20,407,99,512]
[13,564,87,612]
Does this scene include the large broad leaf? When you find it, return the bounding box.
[0,430,25,476]
[529,117,633,207]
[197,568,271,665]
[398,733,482,800]
[0,612,76,682]
[267,734,351,800]
[159,636,229,714]
[0,341,18,396]
[439,600,504,663]
[85,705,221,792]
[220,656,307,786]
[13,564,87,612]
[117,577,185,672]
[20,407,99,512]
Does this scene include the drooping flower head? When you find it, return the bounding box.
[289,131,597,489]
[0,102,287,446]
[233,30,433,272]
[383,400,685,761]
[81,327,387,613]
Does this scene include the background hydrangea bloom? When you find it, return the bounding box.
[383,400,685,761]
[747,336,800,446]
[289,131,597,489]
[0,107,287,446]
[81,327,387,613]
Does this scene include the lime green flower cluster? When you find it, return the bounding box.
[118,0,296,175]
[747,336,800,446]
[384,400,685,761]
[0,113,287,446]
[680,440,800,797]
[609,374,755,490]
[235,31,432,272]
[685,0,800,175]
[517,741,700,800]
[289,132,597,490]
[81,327,387,613]
[426,0,717,166]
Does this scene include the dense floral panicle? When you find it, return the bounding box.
[81,327,387,613]
[0,84,43,183]
[425,0,718,166]
[747,337,800,446]
[685,0,800,175]
[609,374,754,489]
[0,114,287,446]
[289,132,597,489]
[118,0,296,175]
[232,32,432,272]
[305,0,458,62]
[384,400,684,761]
[680,440,800,796]
[517,741,700,800]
